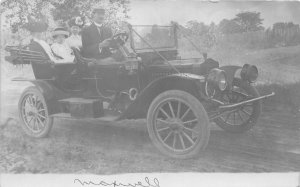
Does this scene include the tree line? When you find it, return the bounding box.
[180,11,300,49]
[1,1,299,50]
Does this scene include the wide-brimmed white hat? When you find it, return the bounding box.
[52,27,69,38]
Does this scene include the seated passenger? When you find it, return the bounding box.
[51,27,75,63]
[65,17,84,50]
[27,21,73,64]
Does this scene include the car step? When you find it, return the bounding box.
[54,98,120,121]
[51,113,72,118]
[51,111,119,122]
[58,97,104,118]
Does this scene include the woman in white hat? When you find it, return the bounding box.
[51,27,75,63]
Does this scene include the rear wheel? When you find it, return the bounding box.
[214,78,262,133]
[18,86,53,138]
[147,90,210,159]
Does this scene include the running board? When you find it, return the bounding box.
[51,112,119,122]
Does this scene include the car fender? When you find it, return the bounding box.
[25,80,63,115]
[28,80,55,100]
[119,73,206,120]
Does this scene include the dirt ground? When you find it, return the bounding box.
[1,64,300,174]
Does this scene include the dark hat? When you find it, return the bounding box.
[23,15,48,33]
[23,21,48,33]
[92,7,106,15]
[52,27,69,38]
[68,16,85,28]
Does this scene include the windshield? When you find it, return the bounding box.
[130,25,176,50]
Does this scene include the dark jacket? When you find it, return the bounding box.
[81,23,113,59]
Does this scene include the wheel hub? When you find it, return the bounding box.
[27,105,39,116]
[169,118,184,130]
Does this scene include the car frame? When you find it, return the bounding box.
[5,23,274,159]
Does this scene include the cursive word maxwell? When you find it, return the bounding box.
[74,177,160,187]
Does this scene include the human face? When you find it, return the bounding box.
[93,11,105,25]
[70,26,80,35]
[55,35,65,44]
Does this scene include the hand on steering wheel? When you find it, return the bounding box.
[110,32,129,48]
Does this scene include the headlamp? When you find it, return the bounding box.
[241,64,258,83]
[207,68,227,91]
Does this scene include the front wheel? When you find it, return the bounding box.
[214,78,262,133]
[18,86,53,138]
[147,90,210,159]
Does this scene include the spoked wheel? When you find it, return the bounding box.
[214,78,262,133]
[147,90,210,159]
[18,86,53,138]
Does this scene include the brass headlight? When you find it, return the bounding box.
[218,73,227,91]
[241,64,258,83]
[207,68,228,91]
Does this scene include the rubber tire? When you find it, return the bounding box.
[214,78,262,133]
[18,86,53,138]
[147,90,210,159]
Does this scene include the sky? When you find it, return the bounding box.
[1,0,299,30]
[128,0,300,28]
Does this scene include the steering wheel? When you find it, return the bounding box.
[110,32,129,47]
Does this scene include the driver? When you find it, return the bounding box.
[81,7,113,60]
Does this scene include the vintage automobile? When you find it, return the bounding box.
[5,23,274,159]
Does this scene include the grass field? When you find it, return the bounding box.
[180,44,300,83]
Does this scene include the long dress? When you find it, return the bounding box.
[51,42,75,63]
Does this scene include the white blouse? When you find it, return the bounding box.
[65,34,82,49]
[33,38,74,64]
[51,42,75,63]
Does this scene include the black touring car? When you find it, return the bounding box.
[5,23,274,158]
